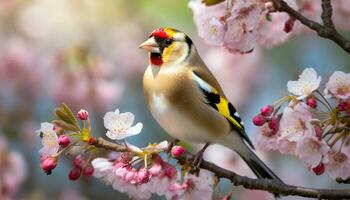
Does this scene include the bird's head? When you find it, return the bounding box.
[139,27,193,67]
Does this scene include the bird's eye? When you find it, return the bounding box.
[165,38,173,46]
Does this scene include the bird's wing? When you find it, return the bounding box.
[191,68,254,149]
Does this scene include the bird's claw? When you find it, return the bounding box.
[167,139,179,153]
[190,152,204,175]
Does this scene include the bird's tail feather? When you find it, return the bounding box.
[238,147,282,182]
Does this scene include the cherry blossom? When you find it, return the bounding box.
[103,109,143,140]
[325,152,350,180]
[287,68,321,99]
[166,170,214,200]
[279,102,315,142]
[324,71,350,100]
[36,122,59,156]
[295,135,329,168]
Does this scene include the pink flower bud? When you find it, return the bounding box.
[137,167,150,184]
[338,101,348,111]
[77,109,89,120]
[73,155,85,167]
[268,116,279,133]
[121,152,133,163]
[171,145,185,157]
[260,105,274,116]
[284,18,295,33]
[83,164,94,177]
[252,115,266,126]
[306,98,317,108]
[58,135,70,147]
[40,156,57,174]
[312,162,325,176]
[69,166,82,181]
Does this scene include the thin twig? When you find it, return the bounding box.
[271,0,350,54]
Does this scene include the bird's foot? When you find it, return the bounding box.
[190,143,210,175]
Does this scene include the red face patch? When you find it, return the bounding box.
[150,53,163,66]
[151,28,168,39]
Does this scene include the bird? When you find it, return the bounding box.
[139,27,282,184]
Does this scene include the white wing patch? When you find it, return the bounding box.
[192,72,213,93]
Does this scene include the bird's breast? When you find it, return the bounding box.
[143,65,230,143]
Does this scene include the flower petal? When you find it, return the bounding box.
[103,111,119,130]
[119,112,135,129]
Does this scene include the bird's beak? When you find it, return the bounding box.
[138,37,160,53]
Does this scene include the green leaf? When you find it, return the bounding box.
[55,108,74,125]
[61,103,79,127]
[202,0,225,6]
[52,120,80,132]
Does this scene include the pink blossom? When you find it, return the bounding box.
[256,121,281,152]
[166,170,214,200]
[277,138,296,155]
[295,135,329,167]
[287,68,321,99]
[255,12,293,48]
[325,152,350,180]
[103,109,143,140]
[37,122,59,156]
[279,102,315,142]
[188,0,226,46]
[324,71,350,100]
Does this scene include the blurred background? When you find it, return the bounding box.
[0,0,349,199]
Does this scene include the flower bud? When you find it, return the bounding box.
[40,156,57,174]
[69,165,82,181]
[137,167,150,184]
[58,135,70,147]
[306,98,317,108]
[260,105,274,116]
[252,115,266,126]
[171,145,185,157]
[312,162,325,176]
[83,164,94,177]
[284,18,295,33]
[121,152,133,163]
[268,116,279,133]
[338,101,348,111]
[73,155,85,167]
[77,109,89,120]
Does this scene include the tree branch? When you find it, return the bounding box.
[91,137,350,199]
[271,0,350,54]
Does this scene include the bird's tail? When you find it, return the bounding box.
[219,132,282,183]
[237,146,282,183]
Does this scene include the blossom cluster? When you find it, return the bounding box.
[37,104,215,200]
[189,0,350,54]
[254,68,350,180]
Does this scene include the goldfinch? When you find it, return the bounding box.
[139,27,282,183]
